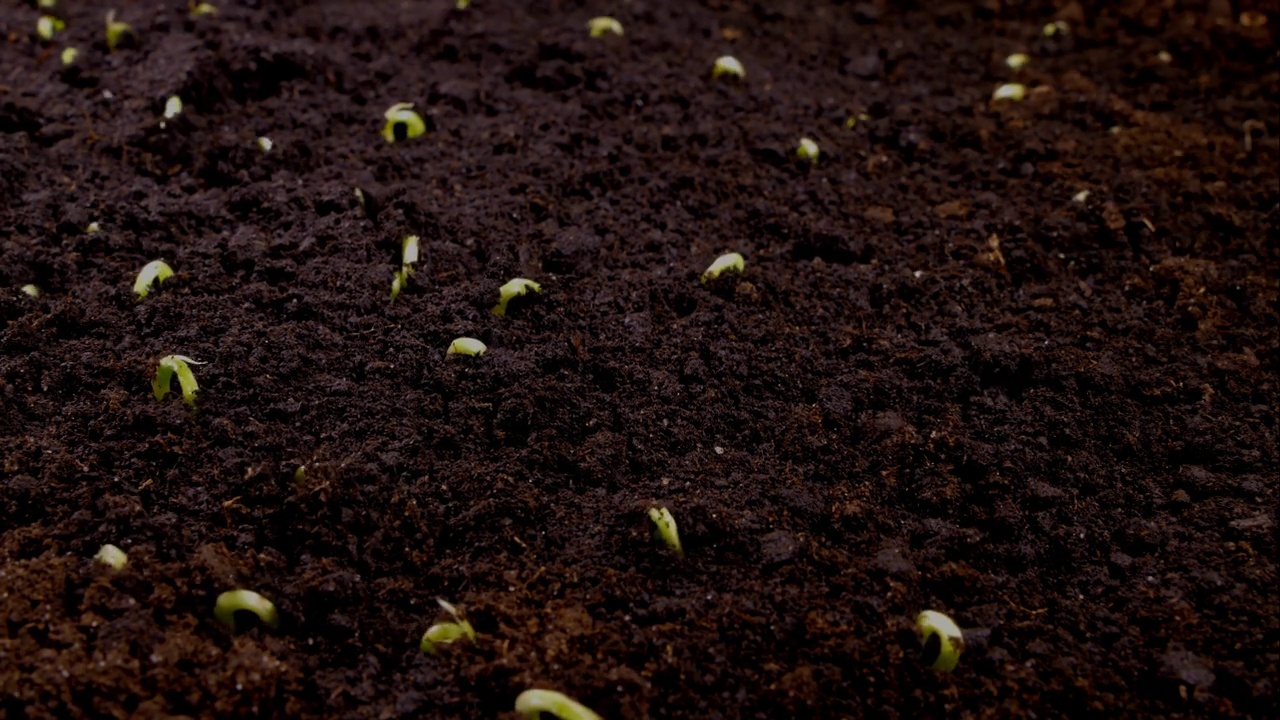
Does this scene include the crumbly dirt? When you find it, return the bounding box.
[1,1,1277,718]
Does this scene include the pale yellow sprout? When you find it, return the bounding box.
[514,690,601,720]
[163,96,183,120]
[37,16,65,41]
[257,136,273,152]
[94,544,129,570]
[796,137,819,164]
[711,55,745,80]
[587,17,623,37]
[1005,53,1029,71]
[491,278,541,316]
[991,83,1027,102]
[153,355,205,406]
[21,284,40,298]
[134,260,174,298]
[214,590,279,632]
[106,11,134,52]
[648,506,683,555]
[916,610,965,672]
[420,599,476,653]
[61,47,79,66]
[1043,20,1069,37]
[381,103,426,143]
[701,252,745,283]
[190,2,218,16]
[447,338,487,357]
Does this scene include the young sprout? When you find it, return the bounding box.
[163,96,183,120]
[134,260,174,298]
[153,355,205,406]
[648,506,683,555]
[214,590,280,633]
[514,690,601,720]
[916,610,965,672]
[587,17,623,37]
[256,136,273,152]
[1005,53,1030,71]
[1072,190,1090,203]
[796,137,820,164]
[189,1,218,16]
[420,598,477,654]
[61,47,79,66]
[447,337,487,357]
[105,11,134,52]
[37,16,65,41]
[381,103,426,143]
[39,0,59,9]
[491,278,541,316]
[455,0,470,8]
[401,234,420,266]
[991,83,1027,102]
[21,284,40,298]
[701,252,745,283]
[390,267,409,301]
[94,544,129,570]
[711,55,745,80]
[1043,20,1069,37]
[390,235,420,301]
[86,221,101,233]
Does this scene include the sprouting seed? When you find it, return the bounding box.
[86,221,101,233]
[163,96,183,120]
[190,1,218,16]
[701,252,745,283]
[390,235,420,301]
[455,0,471,8]
[1156,51,1172,64]
[37,16,65,41]
[1043,20,1069,37]
[39,0,59,10]
[21,284,40,298]
[390,268,409,301]
[447,337,487,357]
[61,47,79,66]
[1072,190,1090,203]
[991,83,1027,102]
[420,598,476,654]
[1005,53,1030,71]
[381,103,426,143]
[587,17,623,37]
[94,544,129,570]
[153,355,205,406]
[214,590,279,633]
[257,136,273,152]
[134,260,174,298]
[401,235,420,266]
[796,137,820,164]
[491,278,541,316]
[916,610,965,672]
[514,690,601,720]
[711,55,745,80]
[105,11,134,52]
[648,506,683,555]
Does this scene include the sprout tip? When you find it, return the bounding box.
[587,17,623,38]
[701,252,745,283]
[447,337,487,357]
[648,506,683,555]
[94,544,129,570]
[382,103,426,143]
[514,690,602,720]
[134,260,174,298]
[711,55,745,80]
[916,610,965,672]
[214,590,279,633]
[491,277,542,316]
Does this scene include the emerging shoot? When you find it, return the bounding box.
[86,221,101,233]
[37,16,65,41]
[214,590,280,633]
[61,47,79,66]
[711,55,745,80]
[701,252,745,283]
[153,355,205,406]
[587,17,623,38]
[648,506,683,555]
[491,278,541,316]
[164,96,183,120]
[390,235,420,301]
[105,11,134,52]
[514,690,601,720]
[916,610,965,672]
[991,83,1027,102]
[1043,20,1069,37]
[94,544,129,570]
[134,260,174,298]
[420,598,476,654]
[21,284,40,298]
[1005,53,1030,71]
[190,1,218,16]
[257,136,273,152]
[382,103,426,143]
[447,337,487,357]
[796,137,820,164]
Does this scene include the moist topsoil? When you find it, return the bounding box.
[1,1,1277,718]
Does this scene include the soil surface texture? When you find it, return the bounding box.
[1,0,1277,718]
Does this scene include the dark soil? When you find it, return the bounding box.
[2,0,1277,717]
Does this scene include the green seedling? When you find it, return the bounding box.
[134,260,174,298]
[1005,53,1030,71]
[189,1,217,16]
[587,17,623,37]
[21,284,40,298]
[796,137,819,164]
[105,11,134,52]
[514,690,601,720]
[61,47,79,66]
[648,506,683,555]
[916,610,964,672]
[712,55,745,80]
[991,83,1026,102]
[382,103,426,143]
[257,136,273,152]
[214,590,279,633]
[447,337,487,357]
[37,16,65,41]
[163,95,183,120]
[153,355,205,406]
[94,544,128,570]
[455,0,470,8]
[701,252,745,283]
[390,235,420,301]
[491,278,541,316]
[420,598,476,654]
